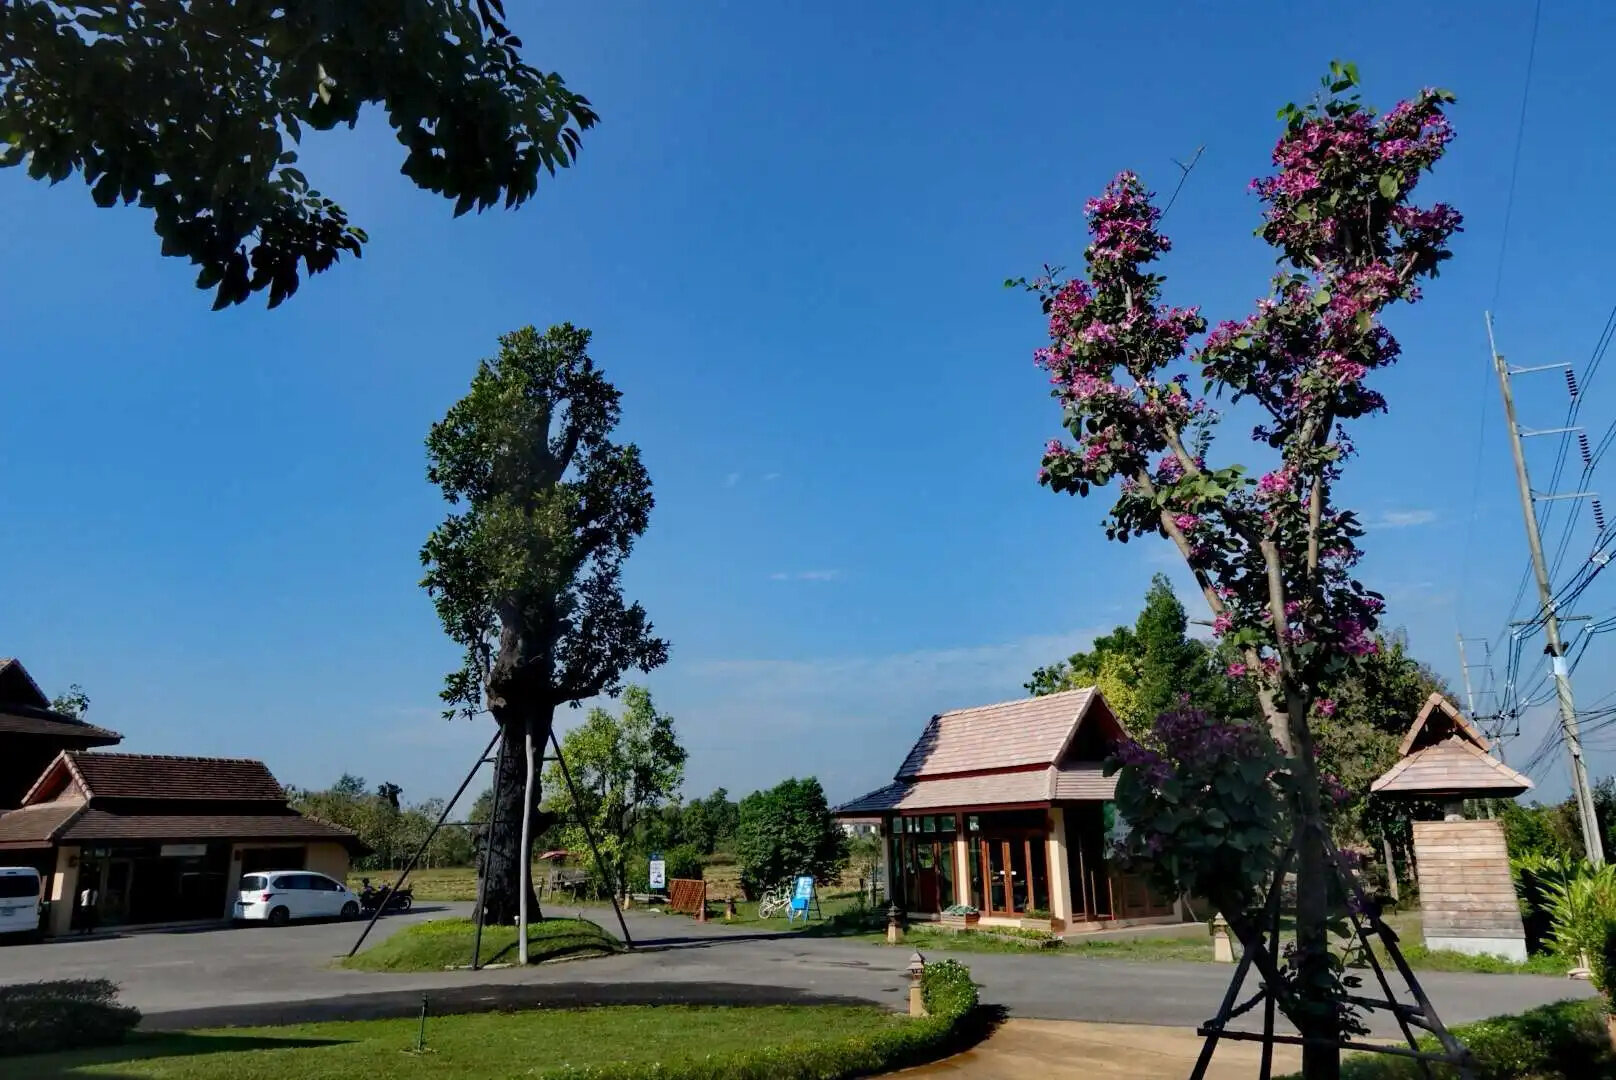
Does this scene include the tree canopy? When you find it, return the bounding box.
[421,322,667,922]
[0,1,596,308]
[734,777,848,896]
[50,683,90,719]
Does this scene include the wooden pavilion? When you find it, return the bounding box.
[1371,693,1533,962]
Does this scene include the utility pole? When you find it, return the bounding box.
[1488,312,1604,865]
[1456,633,1479,720]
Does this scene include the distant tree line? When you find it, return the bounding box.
[285,774,475,872]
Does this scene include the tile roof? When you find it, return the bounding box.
[1051,762,1119,801]
[59,809,367,850]
[0,707,123,743]
[30,753,286,804]
[897,688,1096,779]
[0,802,85,848]
[1371,736,1533,798]
[836,762,1118,815]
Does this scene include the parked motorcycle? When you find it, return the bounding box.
[357,880,414,915]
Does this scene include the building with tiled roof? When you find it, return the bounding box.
[0,659,368,936]
[0,658,122,810]
[834,687,1180,932]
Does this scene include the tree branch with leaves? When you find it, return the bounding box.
[1021,63,1459,1078]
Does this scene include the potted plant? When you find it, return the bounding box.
[941,904,979,930]
[1019,907,1054,932]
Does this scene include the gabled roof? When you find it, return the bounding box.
[23,752,286,806]
[0,658,50,709]
[836,688,1123,815]
[896,688,1119,779]
[1371,736,1533,799]
[0,659,122,745]
[1400,693,1489,756]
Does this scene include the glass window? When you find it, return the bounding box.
[239,875,268,893]
[277,875,308,891]
[968,842,984,909]
[0,873,38,899]
[938,841,955,910]
[967,815,980,833]
[939,814,956,833]
[987,841,1008,912]
[310,875,339,891]
[921,816,936,833]
[1029,839,1049,914]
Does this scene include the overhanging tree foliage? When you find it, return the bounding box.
[421,323,667,924]
[1021,64,1460,1078]
[543,685,686,898]
[0,1,596,308]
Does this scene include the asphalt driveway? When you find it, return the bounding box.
[0,903,1595,1039]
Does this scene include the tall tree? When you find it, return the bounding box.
[1028,575,1254,730]
[543,686,686,897]
[422,323,668,924]
[1021,64,1459,1077]
[1,2,595,308]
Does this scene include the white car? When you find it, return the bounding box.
[234,870,360,926]
[0,867,41,939]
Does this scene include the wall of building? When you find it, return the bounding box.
[47,845,78,936]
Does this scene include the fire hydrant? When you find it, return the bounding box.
[907,951,927,1017]
[886,903,904,945]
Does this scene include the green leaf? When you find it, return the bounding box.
[1378,174,1399,199]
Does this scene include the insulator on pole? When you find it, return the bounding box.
[1594,498,1608,532]
[1581,432,1594,466]
[1567,369,1581,398]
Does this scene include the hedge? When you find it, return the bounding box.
[0,979,141,1058]
[1277,997,1616,1080]
[538,959,982,1080]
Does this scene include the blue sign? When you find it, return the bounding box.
[788,875,815,921]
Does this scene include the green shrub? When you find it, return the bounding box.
[1277,998,1615,1080]
[665,843,705,882]
[539,962,982,1080]
[920,958,979,1017]
[1544,864,1616,969]
[0,979,140,1057]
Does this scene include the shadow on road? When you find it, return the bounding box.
[142,980,895,1030]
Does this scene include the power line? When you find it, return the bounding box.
[1488,0,1543,313]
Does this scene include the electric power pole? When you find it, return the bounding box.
[1488,312,1604,865]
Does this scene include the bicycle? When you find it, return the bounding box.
[756,881,794,919]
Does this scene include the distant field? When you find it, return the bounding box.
[348,861,881,904]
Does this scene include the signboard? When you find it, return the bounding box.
[787,875,818,922]
[160,843,208,858]
[648,852,666,890]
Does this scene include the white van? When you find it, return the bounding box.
[0,867,42,938]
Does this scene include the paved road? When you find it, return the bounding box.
[0,903,1594,1038]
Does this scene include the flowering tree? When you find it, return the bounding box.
[1024,63,1458,1077]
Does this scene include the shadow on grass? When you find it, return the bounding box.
[10,1032,348,1080]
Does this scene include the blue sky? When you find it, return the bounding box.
[5,1,1616,811]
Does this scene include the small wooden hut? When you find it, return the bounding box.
[1371,693,1533,962]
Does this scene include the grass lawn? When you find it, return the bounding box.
[712,889,869,931]
[18,1005,914,1079]
[341,917,619,971]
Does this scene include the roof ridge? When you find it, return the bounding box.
[71,751,270,765]
[934,686,1094,720]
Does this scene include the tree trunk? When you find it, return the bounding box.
[479,703,557,925]
[1286,703,1341,1080]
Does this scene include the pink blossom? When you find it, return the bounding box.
[1226,661,1246,678]
[1316,698,1337,717]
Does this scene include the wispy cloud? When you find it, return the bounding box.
[676,627,1107,802]
[724,472,742,488]
[1365,509,1438,530]
[769,569,841,582]
[763,472,781,482]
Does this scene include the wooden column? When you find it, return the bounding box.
[1048,807,1073,926]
